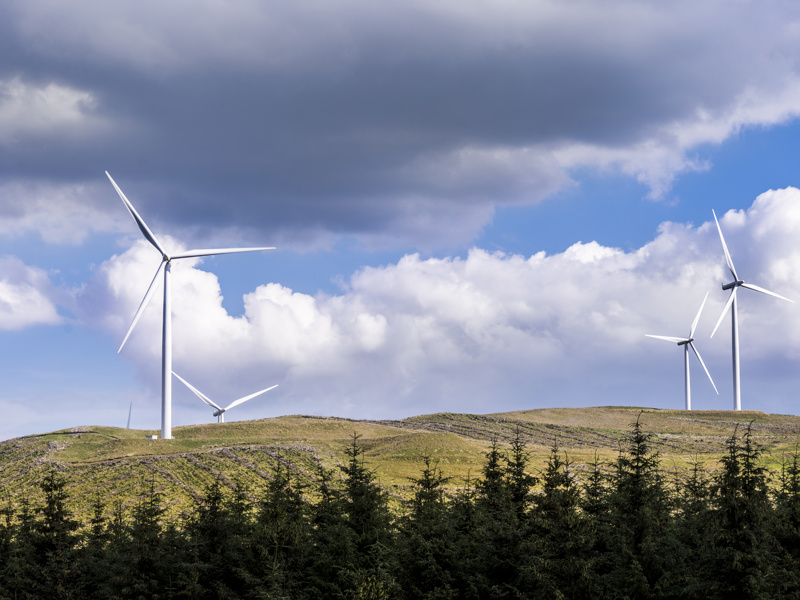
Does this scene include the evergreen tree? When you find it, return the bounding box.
[104,476,169,599]
[505,428,538,519]
[304,461,354,598]
[600,414,681,599]
[30,469,83,599]
[396,455,456,599]
[339,433,395,598]
[253,456,310,598]
[181,477,257,599]
[673,457,712,598]
[471,439,528,598]
[527,441,595,599]
[774,449,800,596]
[704,424,779,600]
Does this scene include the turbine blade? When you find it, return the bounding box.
[106,172,167,257]
[690,291,710,338]
[689,342,719,395]
[740,282,794,304]
[171,247,275,260]
[172,371,223,411]
[645,335,687,343]
[118,261,165,353]
[224,384,279,412]
[710,288,737,339]
[713,209,738,281]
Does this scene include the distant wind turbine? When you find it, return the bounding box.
[172,371,278,423]
[127,402,132,429]
[710,209,794,411]
[107,171,274,439]
[646,291,718,410]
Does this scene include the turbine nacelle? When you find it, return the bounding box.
[722,280,744,291]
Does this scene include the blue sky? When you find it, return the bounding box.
[3,0,800,440]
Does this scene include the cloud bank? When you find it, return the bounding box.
[3,1,800,247]
[75,188,800,422]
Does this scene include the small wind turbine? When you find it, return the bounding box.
[172,372,278,423]
[127,402,132,429]
[107,172,274,439]
[710,209,794,411]
[646,291,718,410]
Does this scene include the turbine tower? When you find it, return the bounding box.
[173,372,278,423]
[107,171,274,439]
[646,291,718,410]
[710,209,794,411]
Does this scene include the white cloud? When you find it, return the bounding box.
[0,256,61,330]
[553,78,800,199]
[79,188,800,419]
[0,179,123,244]
[0,77,112,142]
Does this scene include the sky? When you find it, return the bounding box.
[3,0,800,440]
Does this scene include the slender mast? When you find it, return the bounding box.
[162,262,173,439]
[731,294,741,411]
[684,344,691,411]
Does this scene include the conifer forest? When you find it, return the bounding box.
[2,420,800,599]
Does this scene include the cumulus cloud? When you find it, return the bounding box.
[2,1,800,246]
[0,256,61,329]
[77,189,800,420]
[0,77,111,142]
[0,179,124,244]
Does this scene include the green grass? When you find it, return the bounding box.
[4,406,799,525]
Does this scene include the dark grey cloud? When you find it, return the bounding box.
[3,0,800,247]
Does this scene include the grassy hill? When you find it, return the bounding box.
[3,406,799,525]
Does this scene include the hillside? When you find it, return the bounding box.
[3,406,799,525]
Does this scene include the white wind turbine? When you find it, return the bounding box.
[173,372,278,423]
[646,291,718,410]
[710,209,794,411]
[107,171,274,439]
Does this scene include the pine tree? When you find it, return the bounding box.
[672,457,712,597]
[527,440,595,599]
[471,438,528,598]
[704,423,779,599]
[339,433,395,598]
[774,449,800,595]
[600,414,681,598]
[396,455,457,599]
[30,469,83,599]
[254,456,310,598]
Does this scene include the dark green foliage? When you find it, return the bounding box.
[599,413,683,598]
[703,424,780,600]
[527,441,596,599]
[396,455,457,599]
[254,457,310,597]
[0,422,796,600]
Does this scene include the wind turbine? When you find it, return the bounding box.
[172,372,278,423]
[107,171,274,439]
[646,291,718,410]
[710,209,794,411]
[127,402,132,429]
